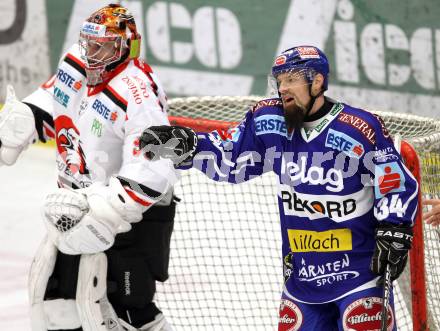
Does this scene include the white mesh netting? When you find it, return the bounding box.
[154,96,440,331]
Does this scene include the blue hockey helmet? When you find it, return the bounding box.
[271,46,329,91]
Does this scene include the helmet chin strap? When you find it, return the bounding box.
[305,84,324,118]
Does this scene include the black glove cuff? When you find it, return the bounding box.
[375,223,413,249]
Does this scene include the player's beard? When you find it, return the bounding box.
[283,101,307,132]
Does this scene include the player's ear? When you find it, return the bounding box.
[311,73,324,96]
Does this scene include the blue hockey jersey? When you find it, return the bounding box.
[179,98,419,304]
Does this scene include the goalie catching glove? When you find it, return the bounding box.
[43,177,146,255]
[0,85,37,166]
[139,125,198,166]
[370,223,413,282]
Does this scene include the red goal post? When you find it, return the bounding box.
[154,96,440,331]
[401,141,428,331]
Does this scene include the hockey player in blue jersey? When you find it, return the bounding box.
[139,46,419,331]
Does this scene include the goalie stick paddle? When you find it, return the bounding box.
[381,263,392,331]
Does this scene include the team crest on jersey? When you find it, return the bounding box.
[343,297,394,331]
[278,299,303,331]
[55,115,89,176]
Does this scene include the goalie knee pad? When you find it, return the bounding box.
[76,253,126,331]
[28,237,81,330]
[30,246,133,331]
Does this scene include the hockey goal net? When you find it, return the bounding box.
[155,96,440,331]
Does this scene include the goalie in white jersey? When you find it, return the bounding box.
[0,4,178,331]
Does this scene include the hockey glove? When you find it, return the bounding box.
[0,85,37,165]
[43,177,145,255]
[370,223,413,281]
[139,125,198,166]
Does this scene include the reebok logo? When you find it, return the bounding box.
[124,271,131,295]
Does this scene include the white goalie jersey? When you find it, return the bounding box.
[23,44,178,205]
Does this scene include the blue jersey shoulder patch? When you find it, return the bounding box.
[374,161,406,198]
[254,114,288,137]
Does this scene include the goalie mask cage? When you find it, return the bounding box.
[154,96,440,331]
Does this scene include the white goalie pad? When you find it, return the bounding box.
[119,313,174,331]
[28,237,81,330]
[76,253,125,331]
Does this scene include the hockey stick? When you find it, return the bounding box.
[380,263,392,331]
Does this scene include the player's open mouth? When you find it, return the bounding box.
[282,96,295,104]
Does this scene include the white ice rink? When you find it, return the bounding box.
[0,146,56,330]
